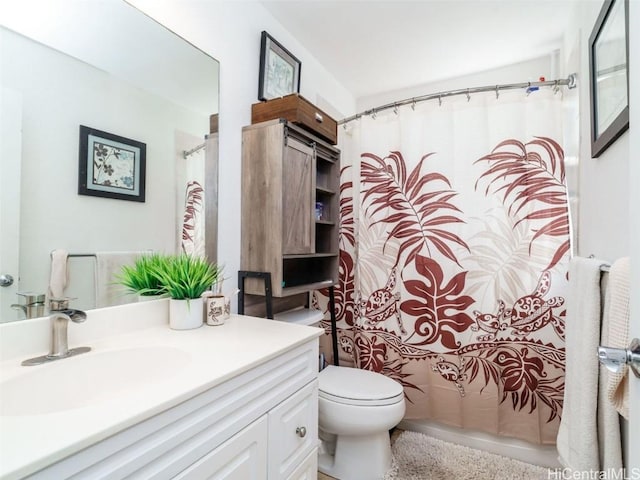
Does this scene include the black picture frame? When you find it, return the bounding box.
[589,0,629,158]
[258,31,301,101]
[78,125,146,202]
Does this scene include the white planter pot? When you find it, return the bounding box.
[169,298,203,330]
[137,293,167,302]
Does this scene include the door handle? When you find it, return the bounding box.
[598,338,640,378]
[0,274,14,287]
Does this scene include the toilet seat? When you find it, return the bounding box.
[318,365,404,406]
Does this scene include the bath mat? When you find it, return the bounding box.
[384,431,550,480]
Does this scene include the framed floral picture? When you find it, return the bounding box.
[258,31,301,101]
[78,125,146,202]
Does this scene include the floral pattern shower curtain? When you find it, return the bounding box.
[313,89,571,444]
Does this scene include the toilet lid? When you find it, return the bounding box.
[318,365,404,406]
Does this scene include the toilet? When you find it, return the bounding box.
[275,308,406,480]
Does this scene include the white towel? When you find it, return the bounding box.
[556,256,602,472]
[95,252,144,308]
[604,257,630,419]
[47,249,69,300]
[597,261,623,471]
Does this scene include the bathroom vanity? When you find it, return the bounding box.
[0,301,323,479]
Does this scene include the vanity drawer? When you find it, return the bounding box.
[268,379,318,479]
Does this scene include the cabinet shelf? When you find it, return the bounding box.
[282,280,336,297]
[283,252,337,259]
[317,156,336,164]
[315,219,335,226]
[316,185,336,195]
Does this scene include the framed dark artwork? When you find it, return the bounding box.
[258,31,301,101]
[78,125,146,202]
[589,0,629,158]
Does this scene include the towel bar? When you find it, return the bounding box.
[598,338,640,378]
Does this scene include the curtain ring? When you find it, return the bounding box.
[411,99,416,111]
[372,109,377,120]
[466,89,470,102]
[438,95,442,107]
[393,104,398,115]
[495,85,499,99]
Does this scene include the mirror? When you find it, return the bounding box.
[0,0,219,322]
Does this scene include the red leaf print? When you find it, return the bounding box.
[475,137,570,270]
[355,334,387,372]
[496,346,546,412]
[361,151,469,267]
[400,255,475,349]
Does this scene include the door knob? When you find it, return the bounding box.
[296,426,307,438]
[0,274,14,287]
[598,338,640,378]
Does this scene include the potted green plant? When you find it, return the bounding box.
[151,254,222,330]
[116,253,168,301]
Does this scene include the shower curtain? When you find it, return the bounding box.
[180,141,206,257]
[313,88,571,445]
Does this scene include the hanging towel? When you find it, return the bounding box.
[597,262,623,471]
[604,257,630,419]
[556,256,602,472]
[48,249,69,300]
[95,251,145,308]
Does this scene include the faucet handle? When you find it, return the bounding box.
[18,291,46,305]
[49,297,76,311]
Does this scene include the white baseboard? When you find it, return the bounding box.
[398,419,561,468]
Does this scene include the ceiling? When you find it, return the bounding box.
[261,0,586,100]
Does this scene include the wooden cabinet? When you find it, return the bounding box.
[251,94,338,145]
[242,119,340,297]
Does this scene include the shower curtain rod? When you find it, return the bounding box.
[339,73,577,126]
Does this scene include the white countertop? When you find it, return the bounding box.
[0,310,322,480]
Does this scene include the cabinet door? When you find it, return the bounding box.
[174,416,268,480]
[268,380,318,479]
[282,137,315,255]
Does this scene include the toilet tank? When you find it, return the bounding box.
[275,308,326,370]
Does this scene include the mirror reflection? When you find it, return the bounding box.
[0,0,220,322]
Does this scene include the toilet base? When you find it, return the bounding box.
[318,430,392,480]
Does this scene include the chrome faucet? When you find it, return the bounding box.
[11,292,46,319]
[21,299,91,366]
[48,309,88,358]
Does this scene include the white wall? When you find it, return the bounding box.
[357,54,555,112]
[563,0,630,261]
[128,1,356,299]
[563,0,633,465]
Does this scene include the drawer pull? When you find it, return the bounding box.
[314,112,323,123]
[296,426,307,438]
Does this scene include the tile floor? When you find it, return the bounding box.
[317,429,403,479]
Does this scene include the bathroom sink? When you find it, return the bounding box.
[0,346,191,416]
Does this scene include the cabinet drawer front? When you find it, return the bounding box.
[173,416,268,480]
[294,102,337,146]
[268,380,318,479]
[285,448,318,480]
